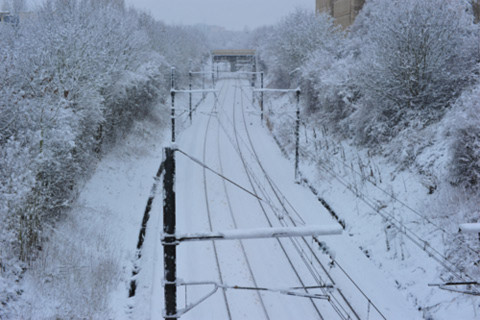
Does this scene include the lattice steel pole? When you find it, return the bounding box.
[171,67,176,143]
[171,67,176,91]
[163,147,177,319]
[202,69,205,99]
[260,73,264,124]
[294,89,301,181]
[171,90,175,143]
[189,71,193,123]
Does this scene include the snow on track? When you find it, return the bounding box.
[145,78,422,319]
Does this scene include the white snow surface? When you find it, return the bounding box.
[174,225,343,241]
[459,223,480,233]
[263,83,480,319]
[129,78,421,319]
[21,77,478,319]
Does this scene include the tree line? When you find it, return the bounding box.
[0,0,208,270]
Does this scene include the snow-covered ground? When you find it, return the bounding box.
[264,89,480,319]
[11,107,171,319]
[128,78,424,319]
[15,76,478,319]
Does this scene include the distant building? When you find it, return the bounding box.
[316,0,365,28]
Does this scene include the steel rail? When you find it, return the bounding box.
[216,83,345,319]
[228,78,327,320]
[235,85,356,320]
[201,80,233,320]
[237,84,386,319]
[215,91,271,319]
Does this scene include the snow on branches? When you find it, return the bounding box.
[0,0,207,274]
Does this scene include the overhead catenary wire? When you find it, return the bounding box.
[233,80,366,320]
[176,148,262,201]
[220,81,368,319]
[238,84,389,319]
[253,83,480,295]
[290,127,480,290]
[229,79,328,320]
[201,79,233,320]
[237,86,372,320]
[173,76,389,318]
[300,125,480,257]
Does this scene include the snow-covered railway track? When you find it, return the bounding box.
[198,78,329,319]
[154,77,419,319]
[228,80,328,319]
[207,77,356,319]
[214,86,271,319]
[228,82,358,319]
[225,81,388,319]
[201,80,233,319]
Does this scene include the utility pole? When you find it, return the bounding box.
[189,71,192,123]
[171,67,176,143]
[202,69,205,100]
[171,67,176,91]
[171,91,175,143]
[253,86,300,179]
[260,72,264,123]
[163,147,177,319]
[294,89,301,181]
[160,141,341,319]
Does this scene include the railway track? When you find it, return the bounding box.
[140,75,416,319]
[198,77,369,319]
[231,78,387,319]
[201,79,233,319]
[214,88,271,319]
[200,78,328,319]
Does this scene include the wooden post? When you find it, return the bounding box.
[163,147,177,319]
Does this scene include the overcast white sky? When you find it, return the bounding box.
[124,0,315,31]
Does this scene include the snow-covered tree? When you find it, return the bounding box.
[350,0,479,145]
[447,80,480,192]
[471,0,480,23]
[1,0,26,12]
[301,51,357,134]
[262,9,342,88]
[0,0,206,269]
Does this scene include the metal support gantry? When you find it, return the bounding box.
[253,87,301,180]
[163,70,333,318]
[160,145,341,319]
[170,66,218,142]
[163,147,177,320]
